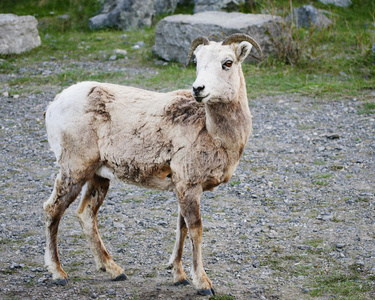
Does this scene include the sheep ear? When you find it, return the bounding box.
[236,41,252,63]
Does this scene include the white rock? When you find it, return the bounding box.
[153,11,283,64]
[114,49,127,56]
[194,0,246,13]
[319,0,352,8]
[0,14,41,54]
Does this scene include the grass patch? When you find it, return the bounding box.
[314,173,332,179]
[0,0,374,99]
[304,238,323,248]
[210,295,236,300]
[313,159,326,166]
[0,0,101,32]
[312,172,332,186]
[358,102,375,114]
[229,180,241,186]
[313,180,329,186]
[309,272,373,299]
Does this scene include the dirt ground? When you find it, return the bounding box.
[0,78,374,299]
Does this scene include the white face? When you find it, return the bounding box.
[192,41,252,104]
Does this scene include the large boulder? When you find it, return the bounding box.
[88,0,156,30]
[155,0,181,14]
[0,14,41,55]
[286,5,331,29]
[194,0,246,13]
[153,11,282,64]
[319,0,352,7]
[88,0,181,30]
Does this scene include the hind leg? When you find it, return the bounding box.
[77,174,126,281]
[44,172,86,285]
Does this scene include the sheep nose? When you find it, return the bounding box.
[192,85,205,96]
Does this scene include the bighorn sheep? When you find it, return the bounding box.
[43,33,262,296]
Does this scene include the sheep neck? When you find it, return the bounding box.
[204,71,251,155]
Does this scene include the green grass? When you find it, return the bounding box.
[309,272,374,299]
[1,0,374,98]
[0,0,375,99]
[210,295,236,300]
[261,240,375,299]
[229,180,241,186]
[358,102,375,114]
[0,0,101,32]
[313,180,329,186]
[314,173,332,179]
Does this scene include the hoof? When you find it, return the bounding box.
[54,278,68,286]
[174,279,191,286]
[197,288,215,296]
[112,273,127,281]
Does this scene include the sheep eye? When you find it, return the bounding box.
[223,60,233,68]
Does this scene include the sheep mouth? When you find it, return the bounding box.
[194,94,209,103]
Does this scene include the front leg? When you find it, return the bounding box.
[175,183,215,296]
[168,205,189,285]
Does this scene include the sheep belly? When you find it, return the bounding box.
[95,164,174,191]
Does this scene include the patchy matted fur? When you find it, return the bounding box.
[43,37,255,294]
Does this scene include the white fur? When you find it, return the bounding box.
[192,41,252,104]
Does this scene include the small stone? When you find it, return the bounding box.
[268,230,278,238]
[253,227,262,234]
[58,14,70,21]
[157,220,168,227]
[2,91,9,97]
[113,221,124,228]
[336,243,345,249]
[136,41,145,47]
[322,214,333,221]
[325,133,340,140]
[108,55,117,61]
[252,260,260,268]
[114,49,127,56]
[37,276,48,283]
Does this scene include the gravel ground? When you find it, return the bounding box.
[0,62,374,299]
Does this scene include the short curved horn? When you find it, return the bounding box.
[186,36,210,66]
[222,33,262,61]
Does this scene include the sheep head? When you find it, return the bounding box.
[187,34,262,104]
